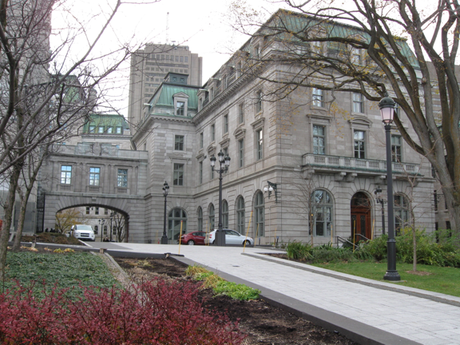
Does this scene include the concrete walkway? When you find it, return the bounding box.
[86,242,460,345]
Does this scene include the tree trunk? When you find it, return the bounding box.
[0,166,21,287]
[12,187,32,251]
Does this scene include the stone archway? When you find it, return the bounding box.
[42,194,145,243]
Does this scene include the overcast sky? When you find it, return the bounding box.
[51,0,285,114]
[51,0,435,115]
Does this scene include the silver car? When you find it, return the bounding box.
[206,229,254,246]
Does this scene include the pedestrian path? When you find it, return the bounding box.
[88,242,460,345]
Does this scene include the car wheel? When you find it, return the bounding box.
[243,240,251,246]
[188,240,195,245]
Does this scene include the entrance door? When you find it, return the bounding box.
[351,192,371,243]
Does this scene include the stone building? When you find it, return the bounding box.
[128,44,203,132]
[40,10,436,244]
[130,11,435,245]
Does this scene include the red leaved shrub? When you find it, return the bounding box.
[0,278,245,344]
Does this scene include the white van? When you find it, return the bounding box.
[71,224,96,241]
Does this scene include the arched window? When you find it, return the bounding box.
[222,200,229,228]
[208,204,215,230]
[94,225,99,235]
[168,208,187,240]
[197,207,203,232]
[312,189,333,237]
[236,196,245,234]
[254,191,264,237]
[394,194,409,232]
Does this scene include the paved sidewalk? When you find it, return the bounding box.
[88,242,460,345]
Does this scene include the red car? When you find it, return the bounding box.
[179,231,207,245]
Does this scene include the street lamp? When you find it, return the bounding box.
[374,186,385,235]
[379,95,401,281]
[264,181,278,203]
[210,150,231,246]
[161,181,169,244]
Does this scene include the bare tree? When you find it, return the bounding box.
[230,0,460,235]
[55,207,86,234]
[112,212,126,242]
[0,0,140,281]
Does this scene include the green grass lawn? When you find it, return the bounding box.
[313,261,460,297]
[4,250,120,297]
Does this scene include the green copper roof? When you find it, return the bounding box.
[265,10,419,68]
[83,114,129,133]
[149,83,199,110]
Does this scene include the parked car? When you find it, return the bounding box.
[179,231,207,245]
[206,229,254,246]
[71,224,96,241]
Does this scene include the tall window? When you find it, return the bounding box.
[223,114,229,134]
[116,126,122,134]
[175,135,184,151]
[312,88,324,107]
[256,129,263,160]
[168,208,187,240]
[254,191,264,237]
[209,204,215,230]
[95,207,99,215]
[255,91,263,113]
[107,127,113,134]
[197,207,203,232]
[176,101,185,115]
[238,139,244,168]
[353,93,364,113]
[86,207,90,214]
[89,167,100,186]
[98,126,104,133]
[394,195,409,232]
[222,200,229,228]
[312,190,333,236]
[236,196,245,234]
[200,132,204,149]
[313,125,326,155]
[351,48,362,64]
[211,124,215,142]
[238,103,244,124]
[199,161,203,184]
[391,135,402,162]
[60,165,72,184]
[173,163,184,186]
[354,130,365,159]
[117,169,128,188]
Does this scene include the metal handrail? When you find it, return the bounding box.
[336,236,356,249]
[355,234,370,242]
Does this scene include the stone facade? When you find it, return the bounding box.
[39,144,149,242]
[39,11,436,245]
[128,44,202,132]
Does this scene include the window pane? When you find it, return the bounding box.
[60,165,72,184]
[89,167,100,186]
[175,135,184,151]
[117,169,128,187]
[173,163,184,186]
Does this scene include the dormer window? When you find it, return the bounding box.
[173,92,189,117]
[176,101,185,115]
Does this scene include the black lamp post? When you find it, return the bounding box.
[379,95,401,281]
[374,186,386,235]
[210,150,231,246]
[161,181,169,244]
